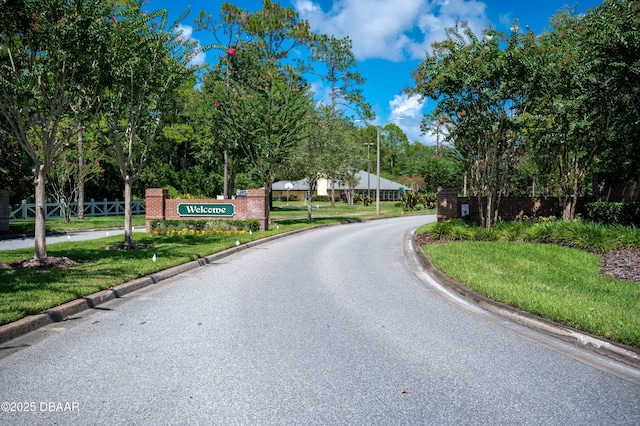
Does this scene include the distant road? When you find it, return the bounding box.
[0,228,146,251]
[0,215,639,424]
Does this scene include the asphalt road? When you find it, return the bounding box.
[0,215,639,425]
[0,228,139,251]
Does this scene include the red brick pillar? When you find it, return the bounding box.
[437,186,459,222]
[0,189,9,232]
[247,188,269,230]
[145,188,168,232]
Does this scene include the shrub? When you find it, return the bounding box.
[585,202,640,226]
[278,195,298,202]
[311,195,329,202]
[228,220,260,232]
[150,219,260,233]
[401,191,435,211]
[424,218,640,253]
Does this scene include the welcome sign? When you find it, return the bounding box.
[177,203,235,217]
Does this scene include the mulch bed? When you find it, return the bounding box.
[600,248,640,282]
[105,243,154,250]
[414,234,640,282]
[0,256,80,270]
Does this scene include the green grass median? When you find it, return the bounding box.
[417,220,640,348]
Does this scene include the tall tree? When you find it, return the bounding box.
[214,76,313,201]
[309,34,372,120]
[526,5,631,220]
[217,0,313,68]
[581,0,640,183]
[100,4,198,246]
[48,124,104,223]
[285,105,356,219]
[196,0,315,199]
[0,0,113,259]
[379,123,409,178]
[411,22,534,227]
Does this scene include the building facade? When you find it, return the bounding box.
[272,171,408,202]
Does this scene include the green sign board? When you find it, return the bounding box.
[177,203,235,217]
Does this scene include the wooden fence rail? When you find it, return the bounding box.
[9,199,145,221]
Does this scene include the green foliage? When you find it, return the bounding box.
[0,0,117,259]
[426,218,640,254]
[423,241,640,347]
[401,191,425,211]
[411,23,534,227]
[214,77,314,188]
[585,202,640,227]
[309,34,372,119]
[150,219,260,233]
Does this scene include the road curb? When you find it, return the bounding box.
[0,225,327,345]
[5,216,638,373]
[411,238,640,370]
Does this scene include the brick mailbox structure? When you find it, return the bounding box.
[437,186,592,222]
[436,187,459,223]
[145,188,270,232]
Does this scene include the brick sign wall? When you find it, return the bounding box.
[145,188,270,232]
[437,186,592,222]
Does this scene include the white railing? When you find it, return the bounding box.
[9,198,145,221]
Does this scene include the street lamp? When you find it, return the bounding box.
[356,117,403,215]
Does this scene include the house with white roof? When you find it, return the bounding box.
[272,171,408,202]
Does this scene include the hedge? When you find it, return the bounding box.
[584,202,640,226]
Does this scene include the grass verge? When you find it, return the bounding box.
[0,212,435,326]
[8,215,147,234]
[417,220,640,348]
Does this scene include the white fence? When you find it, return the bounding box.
[9,199,145,221]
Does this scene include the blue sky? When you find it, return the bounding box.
[148,0,604,145]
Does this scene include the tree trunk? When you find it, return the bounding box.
[34,166,47,260]
[77,121,85,220]
[330,177,335,208]
[124,178,134,246]
[485,192,495,228]
[479,201,485,227]
[223,140,229,198]
[562,197,573,221]
[307,182,316,221]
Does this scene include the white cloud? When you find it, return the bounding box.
[388,93,433,144]
[295,0,489,61]
[176,24,206,67]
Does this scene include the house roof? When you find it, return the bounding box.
[273,171,408,191]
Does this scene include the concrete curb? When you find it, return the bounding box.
[411,238,640,370]
[3,217,639,373]
[0,225,326,345]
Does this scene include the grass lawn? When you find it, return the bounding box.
[5,210,637,350]
[417,220,640,348]
[8,215,147,234]
[0,208,434,326]
[271,201,410,218]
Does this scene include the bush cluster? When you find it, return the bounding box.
[402,191,437,211]
[585,202,640,227]
[352,194,373,206]
[311,195,330,202]
[277,195,298,202]
[150,219,260,233]
[426,218,640,253]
